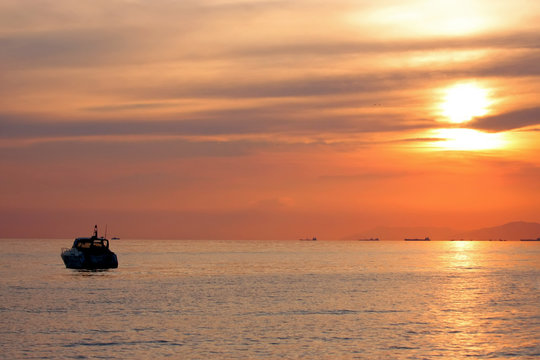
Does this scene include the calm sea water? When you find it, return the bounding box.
[0,239,539,359]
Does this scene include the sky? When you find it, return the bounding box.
[1,0,539,239]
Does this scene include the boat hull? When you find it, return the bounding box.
[61,248,118,269]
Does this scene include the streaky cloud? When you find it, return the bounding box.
[468,107,540,132]
[135,72,429,99]
[0,136,255,162]
[128,56,540,100]
[228,31,540,59]
[84,102,177,112]
[0,27,157,68]
[471,50,540,77]
[0,110,434,140]
[396,137,446,143]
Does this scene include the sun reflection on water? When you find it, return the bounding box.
[429,241,516,358]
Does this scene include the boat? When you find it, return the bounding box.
[520,238,540,241]
[111,237,120,240]
[61,225,118,269]
[300,237,317,241]
[357,238,379,241]
[404,237,430,241]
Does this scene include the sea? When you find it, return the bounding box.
[0,239,539,359]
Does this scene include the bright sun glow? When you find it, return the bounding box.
[441,83,490,123]
[432,128,505,151]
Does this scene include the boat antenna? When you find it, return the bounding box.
[93,224,98,238]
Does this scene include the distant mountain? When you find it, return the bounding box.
[345,221,540,241]
[455,221,540,241]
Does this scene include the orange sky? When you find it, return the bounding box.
[1,0,539,239]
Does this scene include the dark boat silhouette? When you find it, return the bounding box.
[61,225,118,269]
[404,237,430,241]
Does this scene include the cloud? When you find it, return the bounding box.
[227,31,540,59]
[0,136,256,163]
[0,28,155,68]
[84,103,177,112]
[118,50,540,101]
[251,196,295,210]
[468,107,540,132]
[0,99,434,141]
[318,170,415,182]
[470,50,540,78]
[2,0,539,73]
[131,70,432,100]
[0,0,303,70]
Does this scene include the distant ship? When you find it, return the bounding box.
[520,238,540,241]
[357,238,379,241]
[61,225,118,269]
[111,237,120,240]
[404,237,430,241]
[300,237,317,241]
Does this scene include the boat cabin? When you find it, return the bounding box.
[72,237,110,251]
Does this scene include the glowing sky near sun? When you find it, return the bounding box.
[1,0,539,239]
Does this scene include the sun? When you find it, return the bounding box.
[441,83,490,123]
